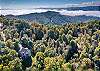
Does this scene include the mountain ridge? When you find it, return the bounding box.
[5,11,100,25]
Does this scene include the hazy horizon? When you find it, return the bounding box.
[1,0,100,9]
[0,0,100,17]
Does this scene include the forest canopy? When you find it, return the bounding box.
[0,16,100,71]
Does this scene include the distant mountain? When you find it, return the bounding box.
[37,6,100,11]
[66,6,100,11]
[6,11,100,24]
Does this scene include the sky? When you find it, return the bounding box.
[0,0,100,9]
[0,0,100,16]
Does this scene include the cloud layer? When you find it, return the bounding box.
[0,9,100,17]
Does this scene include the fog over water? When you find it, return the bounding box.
[0,9,100,17]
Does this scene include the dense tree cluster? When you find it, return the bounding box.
[0,16,100,71]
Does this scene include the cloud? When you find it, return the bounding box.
[60,10,100,17]
[64,2,100,7]
[0,9,48,15]
[81,2,100,6]
[0,9,100,17]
